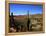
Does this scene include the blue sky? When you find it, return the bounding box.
[9,3,43,15]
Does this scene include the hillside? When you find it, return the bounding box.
[9,14,43,32]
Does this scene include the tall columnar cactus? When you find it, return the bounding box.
[9,12,15,28]
[27,10,32,31]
